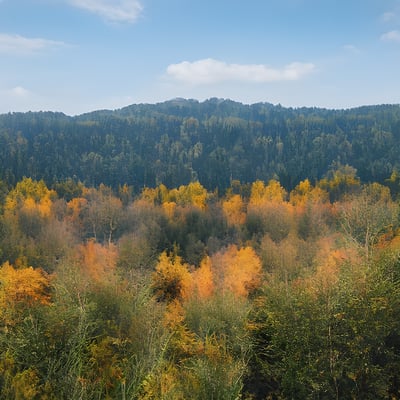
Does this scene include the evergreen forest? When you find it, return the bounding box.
[1,99,400,399]
[1,98,400,192]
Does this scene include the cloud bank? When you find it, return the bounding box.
[0,33,65,55]
[166,59,315,85]
[68,0,143,23]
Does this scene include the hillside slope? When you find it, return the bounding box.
[1,99,399,191]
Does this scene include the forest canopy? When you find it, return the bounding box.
[0,99,400,192]
[1,100,400,399]
[0,175,400,399]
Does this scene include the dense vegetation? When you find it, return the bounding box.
[1,99,400,192]
[1,173,400,399]
[2,100,400,399]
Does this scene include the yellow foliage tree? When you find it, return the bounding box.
[175,181,207,210]
[263,179,287,203]
[163,300,202,360]
[290,179,329,207]
[248,180,266,206]
[162,201,177,220]
[249,179,287,207]
[318,164,361,201]
[152,250,192,302]
[4,177,56,218]
[289,179,331,239]
[156,183,170,204]
[0,262,51,307]
[222,194,246,226]
[0,262,51,325]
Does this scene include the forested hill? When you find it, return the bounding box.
[1,98,400,192]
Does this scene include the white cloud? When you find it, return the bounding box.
[0,86,35,113]
[0,33,66,55]
[166,59,315,85]
[9,86,30,97]
[68,0,143,23]
[380,30,400,42]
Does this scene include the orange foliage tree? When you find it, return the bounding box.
[66,197,88,236]
[190,256,215,300]
[77,240,117,283]
[304,236,359,301]
[211,245,262,297]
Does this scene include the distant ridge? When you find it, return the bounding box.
[2,98,399,118]
[0,99,400,192]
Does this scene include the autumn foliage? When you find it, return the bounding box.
[152,250,192,301]
[0,262,51,308]
[0,262,51,328]
[211,245,262,297]
[0,175,400,399]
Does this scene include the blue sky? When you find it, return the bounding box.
[0,0,399,115]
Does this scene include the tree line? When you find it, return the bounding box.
[1,174,400,399]
[1,99,400,192]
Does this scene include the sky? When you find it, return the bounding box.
[0,0,400,115]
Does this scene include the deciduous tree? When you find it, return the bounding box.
[152,250,192,302]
